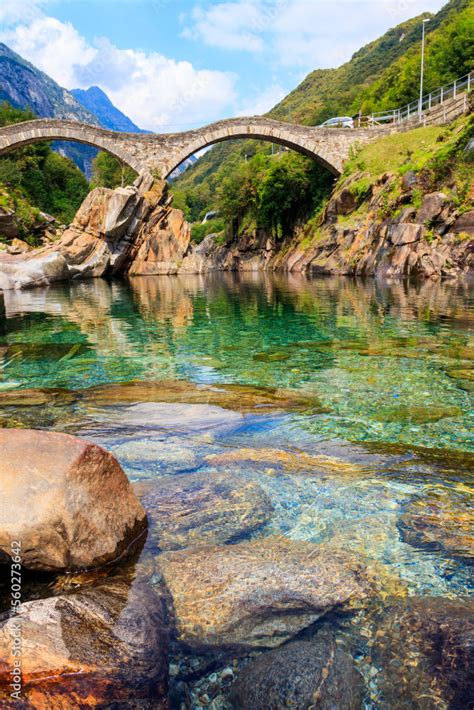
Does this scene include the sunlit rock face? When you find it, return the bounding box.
[128,207,191,275]
[0,178,179,289]
[0,577,169,708]
[157,537,375,649]
[0,429,147,572]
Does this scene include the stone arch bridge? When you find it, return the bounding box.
[0,116,390,182]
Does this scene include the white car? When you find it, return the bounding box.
[320,116,354,128]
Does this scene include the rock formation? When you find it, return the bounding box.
[230,630,363,709]
[0,429,147,571]
[1,166,472,289]
[157,537,374,649]
[0,577,169,708]
[134,471,273,550]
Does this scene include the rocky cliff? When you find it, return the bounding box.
[0,177,191,289]
[199,178,473,281]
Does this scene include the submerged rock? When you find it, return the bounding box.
[82,379,319,414]
[0,387,76,407]
[158,537,373,649]
[94,401,243,435]
[205,446,365,477]
[0,577,169,708]
[372,597,474,709]
[373,405,462,425]
[134,471,273,550]
[0,429,147,571]
[111,436,199,476]
[230,630,363,709]
[399,486,474,561]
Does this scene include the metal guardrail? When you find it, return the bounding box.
[363,71,472,126]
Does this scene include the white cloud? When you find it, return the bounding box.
[0,8,237,131]
[182,0,278,53]
[183,0,447,68]
[4,17,97,87]
[0,0,47,26]
[237,83,287,115]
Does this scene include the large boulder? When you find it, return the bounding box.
[0,429,147,571]
[230,630,363,709]
[415,191,449,224]
[157,537,374,649]
[134,471,273,550]
[452,209,474,236]
[0,577,169,708]
[0,208,19,240]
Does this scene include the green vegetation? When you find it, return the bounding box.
[343,126,445,178]
[91,151,137,189]
[175,145,334,243]
[173,0,472,245]
[341,113,473,221]
[191,218,226,244]
[272,0,472,123]
[0,102,89,240]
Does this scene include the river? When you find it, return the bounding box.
[0,272,472,707]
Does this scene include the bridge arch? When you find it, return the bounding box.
[0,119,148,175]
[162,119,343,179]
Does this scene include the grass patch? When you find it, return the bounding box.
[347,125,445,178]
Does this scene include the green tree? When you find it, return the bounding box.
[0,101,90,234]
[91,151,137,188]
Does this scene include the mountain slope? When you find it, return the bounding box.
[71,86,148,133]
[271,0,471,125]
[0,43,149,177]
[0,43,98,124]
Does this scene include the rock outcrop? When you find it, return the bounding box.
[0,175,192,289]
[1,164,471,289]
[157,537,373,649]
[0,429,147,571]
[0,577,169,708]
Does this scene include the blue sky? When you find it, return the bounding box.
[1,0,447,131]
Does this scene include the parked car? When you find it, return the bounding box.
[320,116,354,128]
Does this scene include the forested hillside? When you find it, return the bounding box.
[173,0,473,240]
[0,103,89,242]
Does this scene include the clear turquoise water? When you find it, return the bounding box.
[1,273,473,707]
[1,273,473,450]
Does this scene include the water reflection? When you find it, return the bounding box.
[1,273,472,450]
